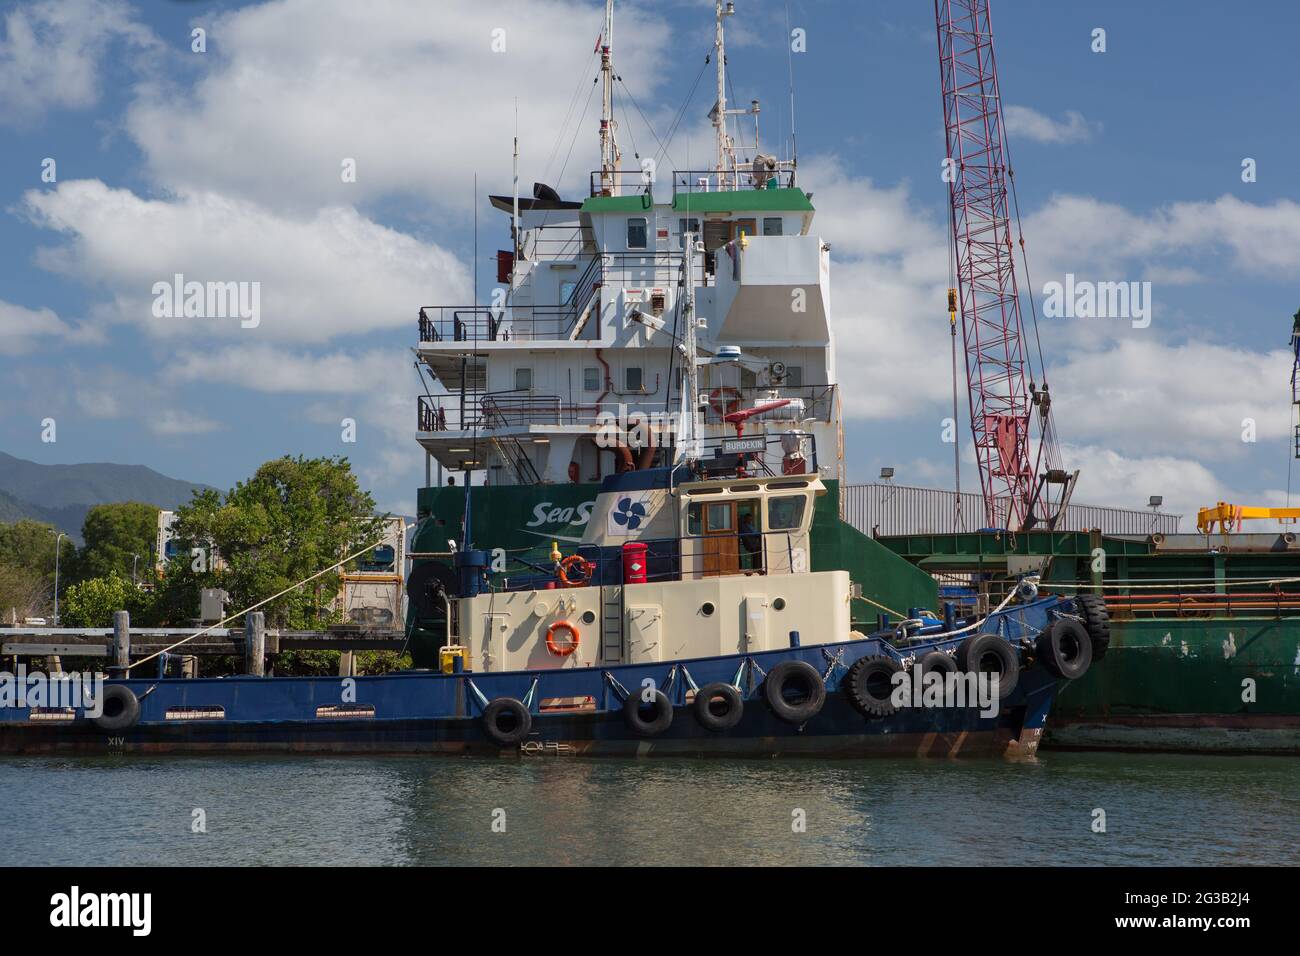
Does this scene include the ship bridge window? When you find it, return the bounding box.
[514,367,533,391]
[627,217,648,250]
[763,217,783,237]
[767,495,807,531]
[583,367,601,392]
[625,366,643,391]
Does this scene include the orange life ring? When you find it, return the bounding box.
[557,554,593,587]
[546,620,580,656]
[708,387,742,417]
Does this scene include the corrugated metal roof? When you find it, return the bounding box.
[841,482,1181,537]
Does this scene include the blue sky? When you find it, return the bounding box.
[1,0,1298,525]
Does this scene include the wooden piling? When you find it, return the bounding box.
[112,610,130,674]
[246,612,266,676]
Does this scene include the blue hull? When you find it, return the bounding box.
[0,605,1067,758]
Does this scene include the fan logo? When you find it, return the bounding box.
[611,496,647,530]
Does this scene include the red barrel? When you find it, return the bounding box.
[622,542,648,584]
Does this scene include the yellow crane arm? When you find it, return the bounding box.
[1197,501,1300,534]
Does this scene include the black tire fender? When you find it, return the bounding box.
[623,689,674,736]
[763,660,826,724]
[956,632,1020,699]
[481,697,532,747]
[91,684,140,732]
[692,682,744,732]
[1036,619,1093,680]
[1074,594,1111,661]
[844,654,902,718]
[913,649,958,685]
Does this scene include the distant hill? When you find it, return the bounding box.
[0,452,215,542]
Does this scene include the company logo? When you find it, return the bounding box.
[525,500,595,529]
[50,886,151,936]
[611,496,647,530]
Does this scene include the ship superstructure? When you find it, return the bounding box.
[415,0,840,492]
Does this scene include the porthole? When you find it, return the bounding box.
[581,609,597,625]
[772,597,786,611]
[701,602,716,617]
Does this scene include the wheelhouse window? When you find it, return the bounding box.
[625,366,643,391]
[583,367,601,392]
[767,495,807,531]
[785,365,803,387]
[627,217,648,249]
[762,217,783,236]
[514,367,533,391]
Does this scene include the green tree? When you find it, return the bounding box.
[0,519,73,582]
[159,456,381,628]
[76,502,160,585]
[62,572,154,627]
[0,562,49,622]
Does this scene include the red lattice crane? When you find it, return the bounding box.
[935,0,1072,530]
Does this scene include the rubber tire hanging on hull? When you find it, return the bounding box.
[913,649,958,684]
[92,685,140,732]
[956,633,1020,699]
[692,682,744,732]
[481,697,532,747]
[1074,594,1111,660]
[763,660,826,724]
[844,655,901,718]
[624,689,674,737]
[1036,619,1093,680]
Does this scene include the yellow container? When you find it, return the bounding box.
[439,645,468,674]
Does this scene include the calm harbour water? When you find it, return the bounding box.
[2,752,1297,866]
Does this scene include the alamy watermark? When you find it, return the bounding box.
[152,273,261,328]
[891,669,1000,718]
[0,666,105,716]
[595,403,683,449]
[1042,273,1151,329]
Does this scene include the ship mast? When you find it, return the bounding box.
[598,0,621,196]
[712,0,734,188]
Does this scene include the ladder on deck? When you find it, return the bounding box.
[600,585,623,664]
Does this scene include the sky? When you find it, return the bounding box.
[0,0,1297,525]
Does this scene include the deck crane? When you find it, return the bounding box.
[935,0,1077,530]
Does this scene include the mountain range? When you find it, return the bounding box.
[0,451,215,542]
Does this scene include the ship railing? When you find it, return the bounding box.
[1097,585,1300,620]
[416,305,585,344]
[671,165,797,197]
[418,391,606,432]
[494,527,810,593]
[587,170,657,198]
[521,224,596,260]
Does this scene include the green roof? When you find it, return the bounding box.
[580,187,814,215]
[671,187,813,213]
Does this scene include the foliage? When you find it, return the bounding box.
[61,572,156,627]
[0,562,49,622]
[159,456,381,628]
[76,502,160,585]
[0,519,73,583]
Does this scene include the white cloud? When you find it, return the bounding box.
[1025,193,1300,285]
[22,179,470,343]
[1004,106,1100,145]
[163,346,411,394]
[0,299,76,354]
[1048,338,1292,461]
[0,0,156,125]
[124,0,673,214]
[149,409,224,437]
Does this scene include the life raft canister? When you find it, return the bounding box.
[545,620,580,656]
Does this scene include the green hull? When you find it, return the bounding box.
[1049,617,1300,754]
[878,529,1300,754]
[407,480,938,664]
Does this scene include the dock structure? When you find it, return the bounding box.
[0,610,406,677]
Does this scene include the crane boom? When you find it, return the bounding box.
[935,0,1061,530]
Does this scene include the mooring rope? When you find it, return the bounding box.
[126,538,387,674]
